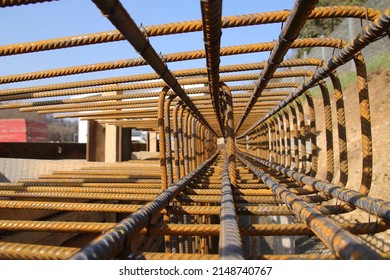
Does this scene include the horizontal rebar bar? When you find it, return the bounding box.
[0,7,379,56]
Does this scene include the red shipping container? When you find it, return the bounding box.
[0,119,48,143]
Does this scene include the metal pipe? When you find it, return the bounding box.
[240,152,390,224]
[0,38,341,86]
[1,59,316,99]
[128,252,338,260]
[0,242,79,260]
[0,73,301,103]
[0,6,380,57]
[158,87,170,190]
[1,220,386,236]
[165,95,176,185]
[0,0,56,7]
[201,0,224,135]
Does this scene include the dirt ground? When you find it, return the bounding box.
[315,66,390,251]
[359,67,390,201]
[336,67,389,201]
[312,66,390,200]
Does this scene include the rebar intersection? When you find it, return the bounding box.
[0,0,389,260]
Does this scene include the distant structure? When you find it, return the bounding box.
[0,119,48,142]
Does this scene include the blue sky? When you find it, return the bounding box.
[0,0,295,90]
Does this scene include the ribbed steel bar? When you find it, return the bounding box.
[219,156,244,259]
[277,112,286,166]
[177,104,186,178]
[0,73,301,103]
[165,95,176,185]
[2,220,386,236]
[51,170,160,176]
[241,152,390,224]
[175,194,284,204]
[158,89,174,253]
[0,181,161,188]
[0,191,162,201]
[201,0,224,135]
[92,0,216,136]
[0,199,141,213]
[242,8,390,136]
[274,115,282,164]
[354,54,373,195]
[190,118,198,171]
[0,242,79,260]
[158,87,170,190]
[0,87,290,114]
[0,7,380,57]
[172,102,182,181]
[128,252,339,260]
[238,152,382,259]
[235,0,318,132]
[0,199,292,215]
[0,0,56,7]
[222,83,237,186]
[0,59,316,100]
[330,72,348,186]
[0,38,340,85]
[69,152,218,259]
[38,174,159,180]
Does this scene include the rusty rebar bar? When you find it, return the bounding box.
[238,152,382,259]
[219,155,244,259]
[0,7,380,57]
[0,0,56,7]
[69,152,218,259]
[236,0,319,132]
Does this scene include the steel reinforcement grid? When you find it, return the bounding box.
[0,0,389,260]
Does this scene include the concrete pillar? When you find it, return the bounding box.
[120,127,132,162]
[105,124,118,163]
[86,120,105,162]
[148,131,158,152]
